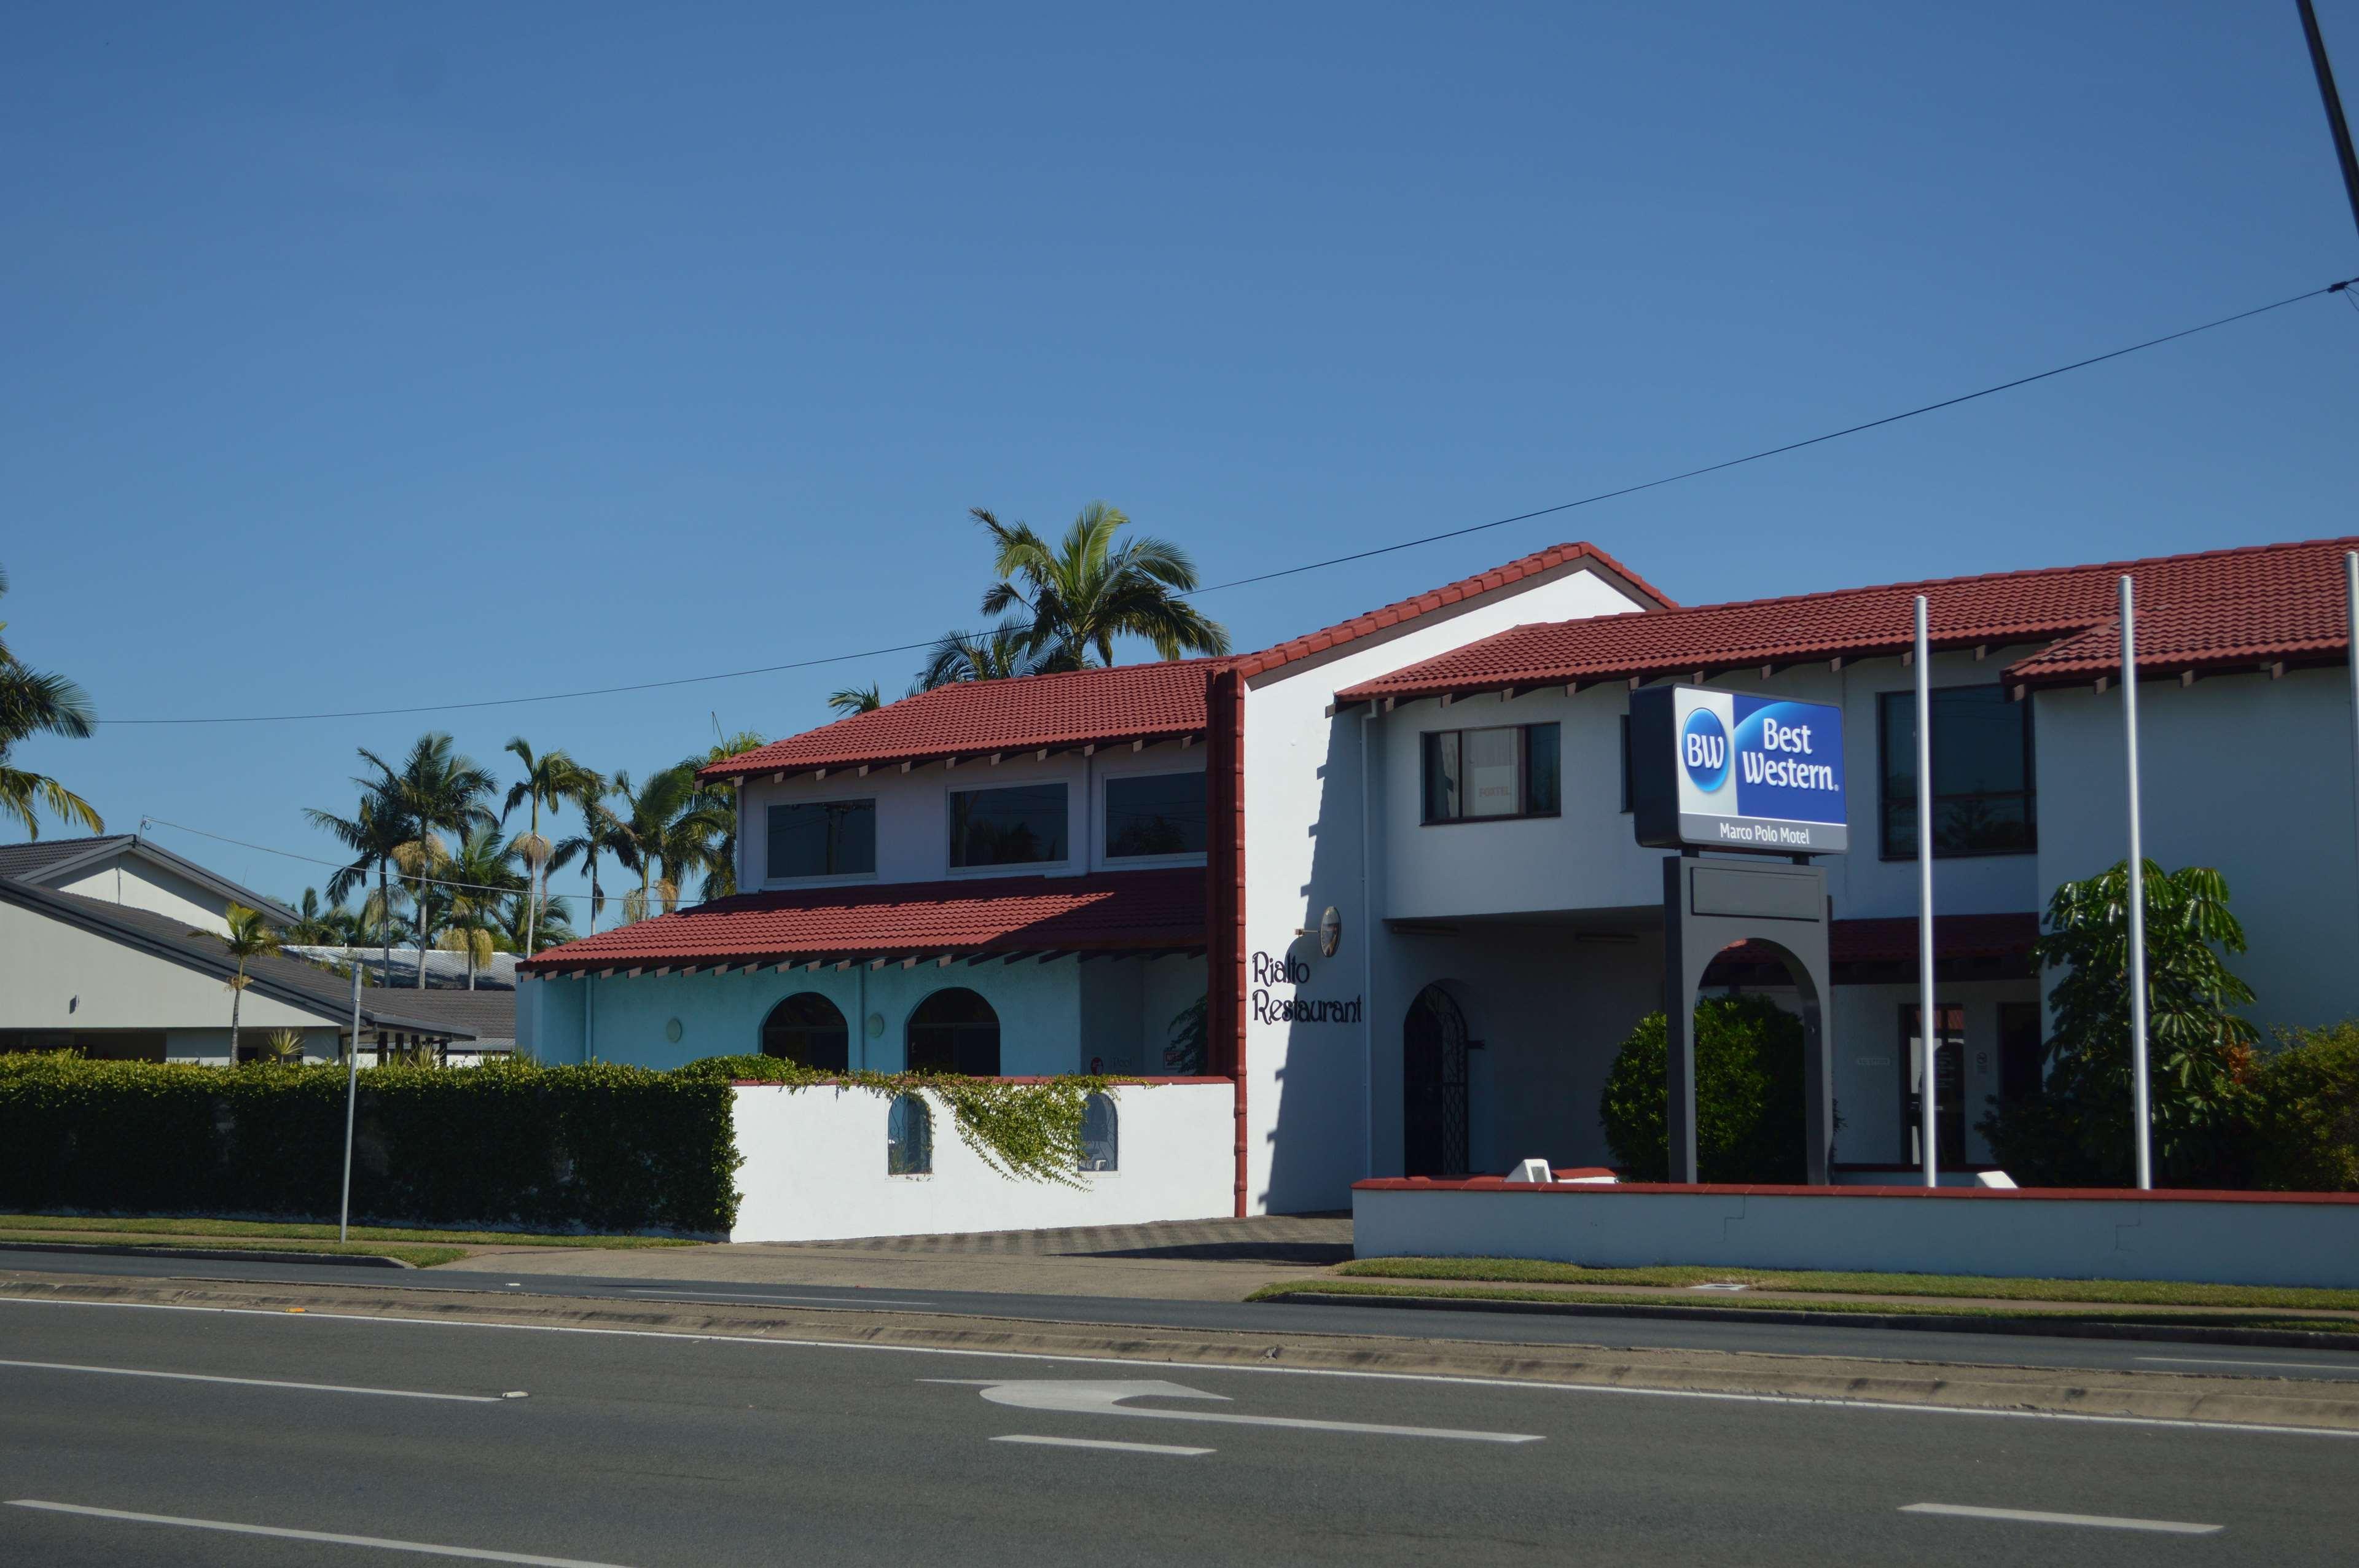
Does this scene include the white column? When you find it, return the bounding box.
[1914,595,1937,1187]
[2122,575,2152,1190]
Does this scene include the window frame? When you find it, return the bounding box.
[1876,685,2037,860]
[1077,1092,1119,1173]
[945,780,1071,873]
[1100,768,1209,865]
[763,796,880,884]
[1419,722,1563,827]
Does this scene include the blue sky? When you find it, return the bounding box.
[4,2,2355,912]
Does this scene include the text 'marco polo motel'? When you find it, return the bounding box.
[518,534,2359,1216]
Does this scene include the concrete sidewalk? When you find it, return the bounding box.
[458,1214,1355,1301]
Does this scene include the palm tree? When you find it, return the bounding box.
[972,502,1229,670]
[686,731,764,900]
[826,684,883,716]
[610,765,729,922]
[0,563,103,838]
[501,739,598,958]
[197,904,282,1065]
[439,824,523,989]
[916,620,1043,690]
[308,760,416,989]
[495,890,574,951]
[381,734,496,988]
[548,776,622,937]
[283,888,344,945]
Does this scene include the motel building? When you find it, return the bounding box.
[517,534,2359,1237]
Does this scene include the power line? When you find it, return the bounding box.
[141,816,613,905]
[104,275,2356,728]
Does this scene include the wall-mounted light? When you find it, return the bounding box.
[663,1018,683,1043]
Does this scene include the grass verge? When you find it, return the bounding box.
[1336,1256,2359,1313]
[0,1231,465,1268]
[1250,1277,2359,1334]
[0,1214,702,1252]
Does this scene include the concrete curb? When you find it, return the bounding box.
[1261,1290,2359,1353]
[0,1240,411,1270]
[5,1271,2358,1433]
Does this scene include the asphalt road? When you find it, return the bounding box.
[1,1287,2353,1566]
[9,1246,2359,1384]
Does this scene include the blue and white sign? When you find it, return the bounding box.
[1634,685,1848,854]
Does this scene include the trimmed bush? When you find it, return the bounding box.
[0,1055,737,1235]
[2247,1023,2359,1193]
[1598,996,1808,1183]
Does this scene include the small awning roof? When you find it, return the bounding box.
[517,869,1208,975]
[1713,913,2039,975]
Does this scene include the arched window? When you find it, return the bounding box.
[906,988,1000,1076]
[1078,1092,1117,1172]
[760,993,849,1072]
[1403,984,1471,1178]
[887,1093,933,1175]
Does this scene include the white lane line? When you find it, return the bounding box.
[0,1357,504,1403]
[1901,1502,2222,1535]
[2138,1355,2359,1373]
[5,1294,2355,1440]
[621,1289,934,1309]
[6,1501,637,1565]
[993,1435,1213,1456]
[957,1377,1543,1443]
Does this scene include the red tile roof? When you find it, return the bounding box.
[517,869,1207,973]
[1229,540,1675,678]
[1334,536,2359,702]
[703,540,1669,780]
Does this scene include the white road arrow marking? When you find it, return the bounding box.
[927,1379,1543,1443]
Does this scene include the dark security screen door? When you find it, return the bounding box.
[1902,1004,1966,1168]
[1403,986,1470,1177]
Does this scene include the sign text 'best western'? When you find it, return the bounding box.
[1629,685,1848,854]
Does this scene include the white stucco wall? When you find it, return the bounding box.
[518,953,1206,1077]
[734,741,1207,891]
[1241,560,1657,1215]
[50,856,247,937]
[2035,667,2358,1036]
[1353,1182,2359,1289]
[729,1080,1236,1241]
[0,900,337,1056]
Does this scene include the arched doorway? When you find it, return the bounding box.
[1403,984,1470,1177]
[761,993,849,1071]
[907,988,1000,1076]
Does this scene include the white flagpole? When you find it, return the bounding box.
[2122,575,2153,1190]
[2347,553,2358,938]
[340,958,362,1242]
[1915,595,1938,1187]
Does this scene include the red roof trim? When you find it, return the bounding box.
[1352,1179,2359,1206]
[1231,540,1675,679]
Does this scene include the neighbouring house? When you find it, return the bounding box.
[0,837,483,1063]
[518,535,2359,1220]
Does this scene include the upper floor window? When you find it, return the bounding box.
[950,784,1066,868]
[1105,772,1206,859]
[1878,686,2035,859]
[767,800,875,880]
[1422,723,1560,824]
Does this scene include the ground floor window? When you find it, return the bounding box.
[887,1094,933,1174]
[906,988,1000,1076]
[1078,1093,1118,1171]
[761,992,849,1072]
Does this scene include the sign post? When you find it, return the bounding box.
[2122,576,2153,1191]
[1630,685,1848,1184]
[340,958,362,1243]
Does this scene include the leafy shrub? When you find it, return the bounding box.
[1598,996,1807,1182]
[1982,860,2257,1187]
[0,1055,737,1233]
[2246,1023,2359,1192]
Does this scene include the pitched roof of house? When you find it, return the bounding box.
[0,835,138,881]
[700,541,1670,781]
[0,833,300,924]
[0,880,477,1037]
[517,869,1207,974]
[1333,536,2359,703]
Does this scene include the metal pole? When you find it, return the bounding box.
[2122,575,2153,1190]
[2349,553,2358,946]
[2296,0,2359,244]
[1914,595,1938,1187]
[339,958,361,1243]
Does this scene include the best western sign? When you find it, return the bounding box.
[1629,685,1848,854]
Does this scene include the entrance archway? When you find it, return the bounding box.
[761,993,849,1071]
[907,988,1001,1076]
[1403,984,1470,1177]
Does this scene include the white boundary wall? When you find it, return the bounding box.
[731,1081,1236,1243]
[1352,1182,2359,1289]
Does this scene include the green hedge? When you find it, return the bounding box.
[0,1055,738,1235]
[1597,996,1809,1183]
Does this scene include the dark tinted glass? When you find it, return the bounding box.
[1525,724,1560,816]
[949,784,1066,867]
[1105,773,1206,857]
[1422,731,1461,822]
[767,800,876,878]
[760,991,849,1071]
[1880,687,2036,857]
[906,988,1001,1075]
